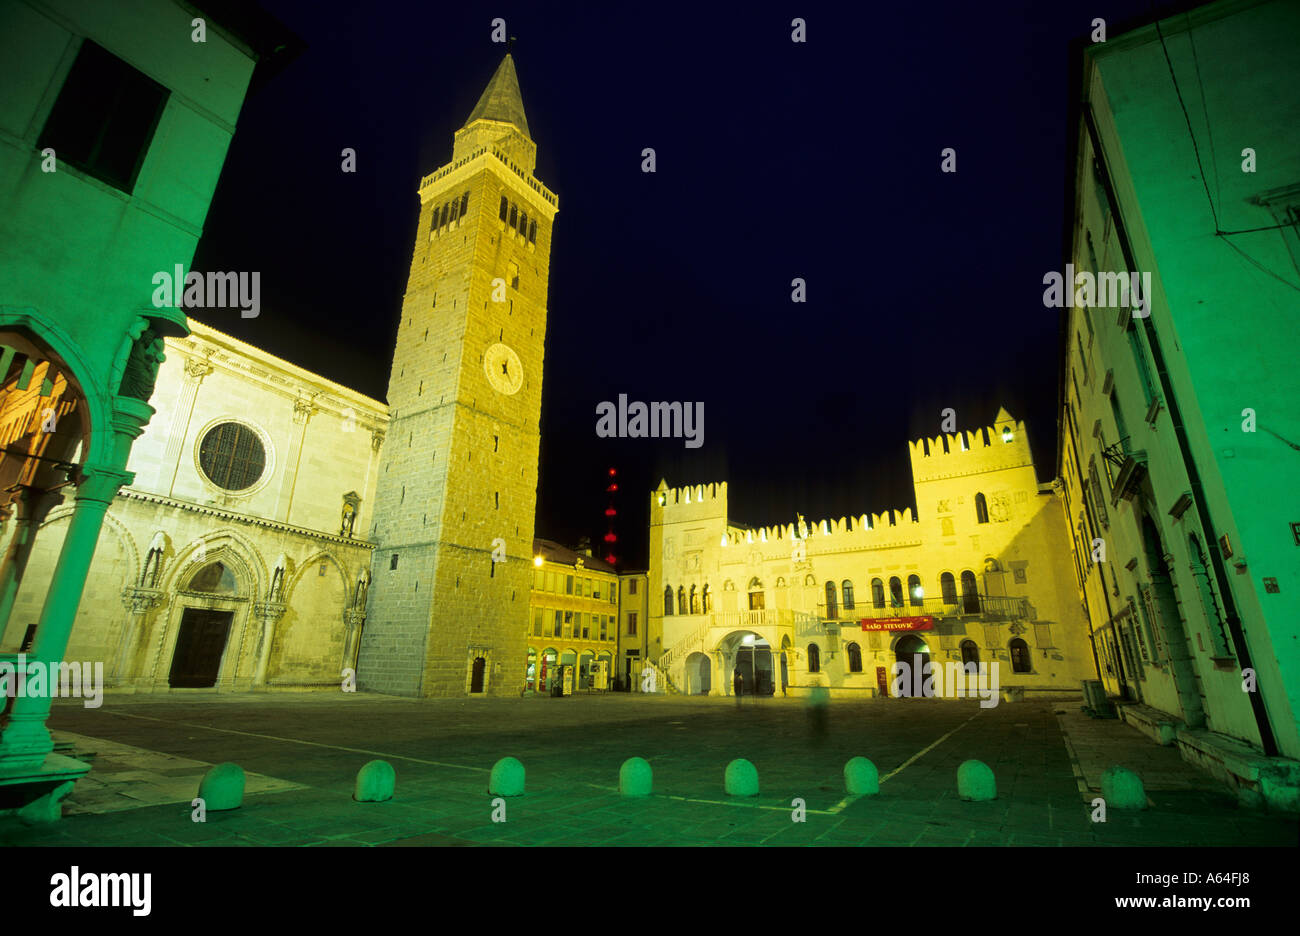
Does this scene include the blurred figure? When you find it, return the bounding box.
[806,682,830,743]
[734,669,744,707]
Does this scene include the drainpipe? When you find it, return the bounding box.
[1083,107,1278,756]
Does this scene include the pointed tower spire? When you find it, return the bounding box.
[462,53,530,138]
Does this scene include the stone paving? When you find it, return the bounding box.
[1,692,1295,846]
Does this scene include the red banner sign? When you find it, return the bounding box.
[860,616,934,631]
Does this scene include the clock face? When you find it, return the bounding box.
[483,342,523,395]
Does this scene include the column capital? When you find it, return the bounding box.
[254,600,287,621]
[73,464,133,505]
[344,608,367,627]
[121,586,164,615]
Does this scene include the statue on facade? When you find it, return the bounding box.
[118,322,166,401]
[270,553,288,602]
[340,491,361,538]
[141,531,167,587]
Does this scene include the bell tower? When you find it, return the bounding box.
[359,54,558,696]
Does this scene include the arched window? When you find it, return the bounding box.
[677,586,686,615]
[940,572,958,605]
[519,211,528,236]
[499,195,509,221]
[701,584,711,613]
[689,584,699,614]
[960,570,979,613]
[807,643,821,673]
[509,204,518,228]
[975,492,989,524]
[908,574,923,606]
[960,640,979,666]
[842,580,855,610]
[889,576,904,608]
[1009,637,1031,673]
[449,198,459,222]
[824,581,838,618]
[664,585,673,615]
[460,191,469,216]
[846,641,862,673]
[871,578,885,608]
[748,577,765,611]
[528,219,537,243]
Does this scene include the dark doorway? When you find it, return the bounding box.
[168,608,233,688]
[470,656,486,693]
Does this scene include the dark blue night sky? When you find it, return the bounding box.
[192,0,1161,567]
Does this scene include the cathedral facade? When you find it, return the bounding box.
[1,319,386,692]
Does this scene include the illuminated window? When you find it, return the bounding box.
[908,574,923,606]
[975,492,989,524]
[37,40,169,194]
[532,609,543,637]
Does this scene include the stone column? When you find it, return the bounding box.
[342,608,366,678]
[0,486,66,641]
[252,600,287,688]
[114,587,163,686]
[0,463,132,769]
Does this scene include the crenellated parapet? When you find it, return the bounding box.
[908,407,1034,484]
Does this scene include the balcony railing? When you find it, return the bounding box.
[822,594,1030,621]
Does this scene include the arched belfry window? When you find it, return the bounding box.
[889,576,904,608]
[842,580,855,610]
[824,581,838,618]
[871,578,885,609]
[975,492,989,524]
[664,585,673,615]
[807,643,821,673]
